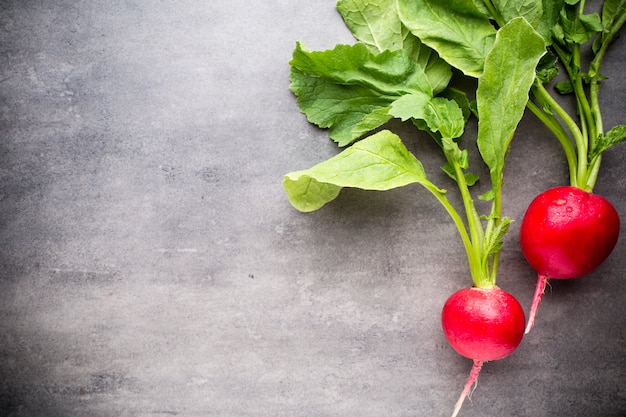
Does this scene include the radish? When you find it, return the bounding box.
[520,186,620,332]
[519,0,626,333]
[285,4,546,415]
[442,287,525,417]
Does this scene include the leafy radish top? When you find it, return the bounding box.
[282,0,624,415]
[283,0,546,290]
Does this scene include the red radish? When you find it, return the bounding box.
[442,287,526,417]
[520,185,620,333]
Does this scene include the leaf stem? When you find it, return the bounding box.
[586,9,626,185]
[485,186,502,286]
[447,152,491,288]
[589,77,603,153]
[526,99,578,185]
[571,44,595,145]
[531,81,587,188]
[422,182,481,282]
[590,9,626,78]
[585,154,602,190]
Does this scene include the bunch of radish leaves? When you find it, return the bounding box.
[285,1,544,289]
[283,0,624,415]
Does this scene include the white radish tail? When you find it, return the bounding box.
[451,360,484,417]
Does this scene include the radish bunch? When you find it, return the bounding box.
[283,0,624,415]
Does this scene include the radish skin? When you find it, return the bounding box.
[442,287,525,416]
[520,186,620,332]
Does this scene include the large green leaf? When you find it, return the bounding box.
[283,130,440,212]
[289,39,453,146]
[290,67,394,147]
[337,0,452,94]
[397,0,496,77]
[337,0,409,52]
[290,41,433,97]
[477,17,546,186]
[535,0,565,43]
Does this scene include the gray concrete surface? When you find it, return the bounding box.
[1,1,625,416]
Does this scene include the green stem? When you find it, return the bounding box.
[587,79,603,190]
[526,99,578,186]
[531,81,586,188]
[585,154,602,191]
[586,8,626,183]
[488,189,503,285]
[423,182,482,283]
[551,43,590,185]
[483,132,514,286]
[590,10,626,78]
[589,79,603,149]
[571,45,595,145]
[448,155,488,288]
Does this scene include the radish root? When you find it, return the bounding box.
[451,359,484,417]
[525,274,550,334]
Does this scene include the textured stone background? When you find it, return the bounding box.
[1,1,625,416]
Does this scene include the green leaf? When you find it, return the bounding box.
[478,189,495,201]
[469,0,490,16]
[439,137,480,186]
[441,137,467,168]
[439,87,473,122]
[282,177,342,213]
[397,0,496,77]
[290,67,394,146]
[483,217,512,256]
[283,130,439,212]
[390,94,465,139]
[350,107,396,141]
[492,0,543,28]
[560,8,603,44]
[554,80,574,94]
[536,52,559,84]
[593,0,626,53]
[477,18,546,186]
[404,36,453,95]
[337,0,409,52]
[388,91,431,121]
[290,41,433,96]
[535,0,565,43]
[289,39,453,146]
[442,163,480,186]
[601,0,626,33]
[590,125,626,160]
[425,97,465,139]
[336,0,454,94]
